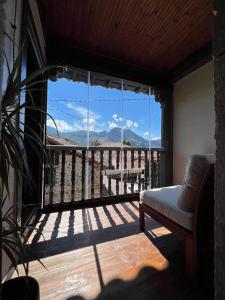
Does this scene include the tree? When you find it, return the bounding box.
[123,140,131,146]
[92,140,101,146]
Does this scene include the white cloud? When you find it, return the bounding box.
[66,103,103,131]
[83,118,96,125]
[126,120,133,128]
[47,119,75,132]
[144,131,160,140]
[126,120,138,129]
[82,117,98,130]
[108,114,139,130]
[113,114,118,121]
[112,114,123,122]
[151,137,161,141]
[67,103,101,120]
[108,121,118,129]
[66,103,104,131]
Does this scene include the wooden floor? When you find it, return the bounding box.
[22,201,211,300]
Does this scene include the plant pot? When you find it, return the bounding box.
[2,276,40,300]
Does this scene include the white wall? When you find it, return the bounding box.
[173,62,215,184]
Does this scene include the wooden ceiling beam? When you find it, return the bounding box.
[46,39,169,88]
[40,0,212,74]
[168,42,212,83]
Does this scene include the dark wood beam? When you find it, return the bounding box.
[0,0,4,97]
[213,1,225,299]
[36,0,49,45]
[158,85,173,187]
[169,42,212,83]
[46,39,168,87]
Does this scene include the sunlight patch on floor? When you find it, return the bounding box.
[14,202,177,300]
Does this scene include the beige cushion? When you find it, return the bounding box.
[140,186,193,231]
[177,154,214,212]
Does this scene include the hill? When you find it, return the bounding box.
[47,126,161,148]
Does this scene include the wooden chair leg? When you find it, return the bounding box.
[139,204,145,232]
[185,236,197,276]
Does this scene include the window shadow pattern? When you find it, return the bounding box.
[28,200,213,300]
[30,201,162,260]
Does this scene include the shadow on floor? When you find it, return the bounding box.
[30,202,162,259]
[65,265,212,300]
[28,202,213,300]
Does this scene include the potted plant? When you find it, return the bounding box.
[1,196,41,300]
[0,55,59,299]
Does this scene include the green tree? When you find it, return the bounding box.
[92,139,101,146]
[123,140,131,146]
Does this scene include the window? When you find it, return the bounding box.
[45,68,162,203]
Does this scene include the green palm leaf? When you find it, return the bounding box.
[1,53,60,277]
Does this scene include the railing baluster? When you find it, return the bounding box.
[157,151,160,187]
[44,145,164,209]
[153,151,157,187]
[49,149,54,205]
[124,149,127,194]
[138,150,141,192]
[71,150,76,202]
[156,151,159,187]
[144,150,148,189]
[55,150,59,165]
[82,150,86,200]
[61,150,65,204]
[131,150,134,193]
[151,150,154,188]
[100,150,103,198]
[91,150,95,199]
[108,150,112,196]
[116,150,120,195]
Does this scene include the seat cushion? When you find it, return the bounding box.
[177,154,214,212]
[140,186,193,231]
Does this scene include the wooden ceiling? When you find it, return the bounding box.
[40,0,212,79]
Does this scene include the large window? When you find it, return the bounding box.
[45,69,162,204]
[47,70,161,147]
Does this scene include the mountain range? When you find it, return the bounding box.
[47,126,161,148]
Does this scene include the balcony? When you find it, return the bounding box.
[27,201,197,300]
[2,0,218,299]
[20,148,210,300]
[44,145,162,210]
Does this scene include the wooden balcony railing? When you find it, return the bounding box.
[43,145,164,209]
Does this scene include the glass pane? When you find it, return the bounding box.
[89,72,122,198]
[45,68,162,206]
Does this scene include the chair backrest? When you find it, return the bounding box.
[177,154,215,212]
[182,154,215,184]
[200,154,215,165]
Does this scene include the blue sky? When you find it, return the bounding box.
[47,78,161,140]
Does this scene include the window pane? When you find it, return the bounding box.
[45,69,162,205]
